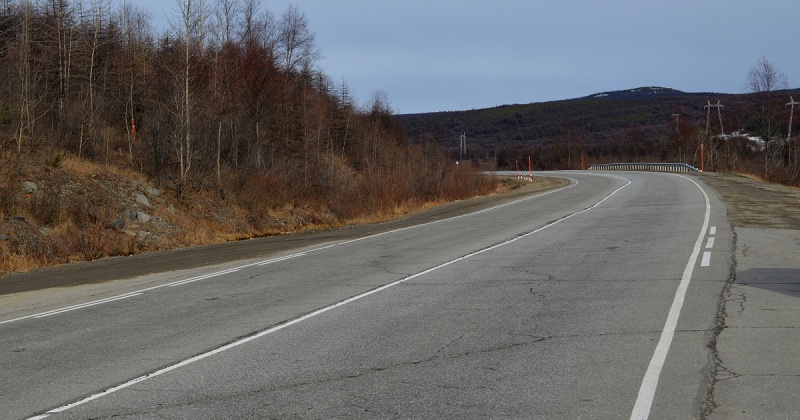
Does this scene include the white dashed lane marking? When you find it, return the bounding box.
[700,226,716,267]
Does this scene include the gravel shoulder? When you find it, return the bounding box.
[698,172,800,230]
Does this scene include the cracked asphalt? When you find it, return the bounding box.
[2,171,797,419]
[699,173,800,420]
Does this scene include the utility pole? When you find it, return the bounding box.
[459,132,466,161]
[787,96,800,139]
[703,101,724,172]
[672,113,681,162]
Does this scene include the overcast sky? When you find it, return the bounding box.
[142,0,800,114]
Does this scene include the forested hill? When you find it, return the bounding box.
[397,86,800,159]
[397,87,742,150]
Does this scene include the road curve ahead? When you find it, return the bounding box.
[1,171,732,419]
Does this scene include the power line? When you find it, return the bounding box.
[704,100,724,136]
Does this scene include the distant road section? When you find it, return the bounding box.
[2,172,734,419]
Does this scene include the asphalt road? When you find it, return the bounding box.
[1,171,733,419]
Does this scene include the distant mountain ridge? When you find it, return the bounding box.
[582,86,690,100]
[396,86,729,149]
[396,86,800,165]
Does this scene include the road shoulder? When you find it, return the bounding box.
[708,227,800,419]
[696,173,800,419]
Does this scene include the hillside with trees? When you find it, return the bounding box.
[399,83,800,185]
[0,0,494,274]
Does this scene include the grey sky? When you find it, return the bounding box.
[143,0,800,114]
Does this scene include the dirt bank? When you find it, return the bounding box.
[0,177,569,295]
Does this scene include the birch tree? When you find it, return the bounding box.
[14,0,43,155]
[210,0,238,187]
[172,0,207,186]
[276,5,318,75]
[116,1,152,161]
[747,56,788,179]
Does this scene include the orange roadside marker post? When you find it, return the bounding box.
[131,116,137,143]
[700,143,705,172]
[528,156,532,183]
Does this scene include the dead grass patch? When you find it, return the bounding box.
[0,242,41,273]
[60,154,145,182]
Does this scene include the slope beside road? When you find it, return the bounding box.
[0,177,570,296]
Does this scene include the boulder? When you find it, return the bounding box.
[22,181,37,194]
[136,211,151,223]
[120,209,137,222]
[105,219,125,230]
[146,186,161,197]
[132,192,153,209]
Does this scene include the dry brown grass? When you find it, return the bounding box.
[737,172,767,182]
[1,147,503,277]
[0,242,41,273]
[60,154,145,181]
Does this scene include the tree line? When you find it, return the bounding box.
[0,0,493,224]
[401,60,800,186]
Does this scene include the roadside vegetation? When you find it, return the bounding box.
[0,0,495,275]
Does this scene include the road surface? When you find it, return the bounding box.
[1,171,733,419]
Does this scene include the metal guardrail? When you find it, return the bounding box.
[587,163,700,173]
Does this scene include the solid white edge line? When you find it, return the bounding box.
[256,252,307,265]
[34,293,144,318]
[166,268,242,287]
[629,174,711,420]
[310,176,581,252]
[30,174,631,419]
[5,179,578,326]
[30,292,144,317]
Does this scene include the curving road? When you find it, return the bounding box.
[0,171,733,419]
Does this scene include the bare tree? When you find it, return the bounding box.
[237,0,279,171]
[116,1,153,162]
[171,0,207,186]
[47,0,75,120]
[216,0,237,43]
[366,90,392,165]
[85,0,109,159]
[210,0,239,186]
[747,55,788,178]
[238,0,274,53]
[14,0,45,155]
[276,5,318,75]
[335,79,353,158]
